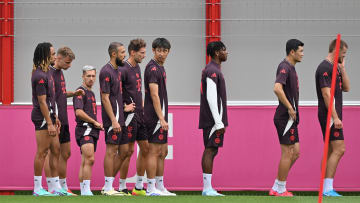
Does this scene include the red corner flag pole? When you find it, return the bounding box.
[318,34,341,203]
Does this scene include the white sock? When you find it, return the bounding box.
[277,180,286,193]
[60,178,68,191]
[80,182,84,195]
[83,180,91,194]
[46,177,53,192]
[104,177,114,192]
[119,179,126,191]
[271,179,279,192]
[135,176,144,189]
[147,178,156,192]
[156,176,165,191]
[202,173,212,191]
[54,177,62,191]
[34,176,43,192]
[324,178,334,193]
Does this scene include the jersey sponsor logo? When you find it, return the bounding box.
[151,67,157,71]
[211,73,217,78]
[323,72,328,77]
[38,78,45,84]
[280,69,286,74]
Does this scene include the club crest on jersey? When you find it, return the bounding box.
[290,135,295,141]
[151,67,157,71]
[334,131,340,137]
[105,77,110,82]
[211,73,217,78]
[112,134,117,140]
[323,72,328,77]
[159,134,164,140]
[84,136,90,141]
[38,79,45,84]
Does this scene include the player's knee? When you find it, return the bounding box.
[160,149,168,159]
[61,150,71,160]
[293,151,300,161]
[85,155,95,166]
[335,147,345,157]
[37,148,49,159]
[127,148,135,157]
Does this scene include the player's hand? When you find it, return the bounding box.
[334,118,343,129]
[288,108,296,121]
[339,59,346,73]
[112,121,121,133]
[160,119,169,131]
[94,121,104,130]
[216,128,225,134]
[124,103,136,112]
[74,89,85,96]
[55,118,61,134]
[48,123,57,137]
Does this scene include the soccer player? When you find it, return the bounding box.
[45,47,83,195]
[199,41,228,196]
[315,39,349,197]
[115,39,148,196]
[144,38,175,196]
[100,42,135,196]
[31,42,61,196]
[73,65,103,196]
[270,39,304,197]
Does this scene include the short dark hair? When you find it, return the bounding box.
[206,41,226,59]
[108,42,124,57]
[152,38,171,50]
[329,39,348,53]
[286,39,304,55]
[33,42,53,72]
[128,38,146,53]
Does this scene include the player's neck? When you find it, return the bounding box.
[285,56,296,66]
[127,58,137,67]
[109,59,118,69]
[153,58,163,66]
[326,54,334,64]
[82,83,92,91]
[212,58,221,66]
[53,63,61,70]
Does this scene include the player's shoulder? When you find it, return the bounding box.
[32,68,47,81]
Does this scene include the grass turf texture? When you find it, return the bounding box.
[1,191,360,203]
[1,195,360,203]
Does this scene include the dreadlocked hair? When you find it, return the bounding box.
[32,42,52,73]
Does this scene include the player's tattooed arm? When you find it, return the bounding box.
[273,83,296,121]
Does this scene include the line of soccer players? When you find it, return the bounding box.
[30,38,350,197]
[31,38,175,196]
